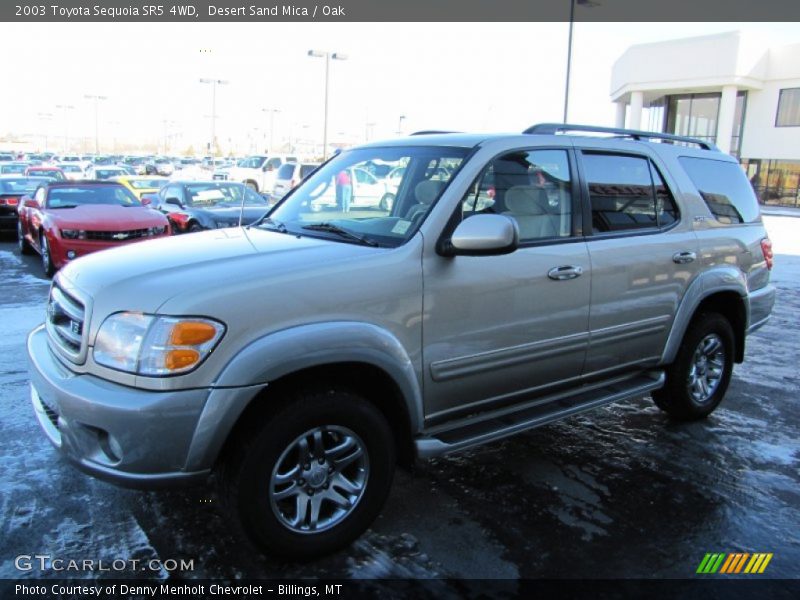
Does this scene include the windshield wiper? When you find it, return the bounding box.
[254,217,288,233]
[302,222,379,247]
[50,204,79,209]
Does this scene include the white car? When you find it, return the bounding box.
[218,154,297,193]
[58,163,86,181]
[307,167,389,212]
[272,162,320,200]
[85,165,128,180]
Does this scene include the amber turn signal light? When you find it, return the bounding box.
[170,321,218,345]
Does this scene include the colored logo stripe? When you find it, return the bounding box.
[697,552,773,574]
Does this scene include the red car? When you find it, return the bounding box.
[17,181,171,276]
[24,166,66,181]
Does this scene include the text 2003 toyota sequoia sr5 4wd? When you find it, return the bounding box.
[28,124,775,558]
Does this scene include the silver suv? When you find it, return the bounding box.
[27,124,775,558]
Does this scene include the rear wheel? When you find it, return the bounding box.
[220,388,395,559]
[18,221,33,255]
[187,223,203,233]
[653,312,734,421]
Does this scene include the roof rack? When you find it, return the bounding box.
[523,123,718,151]
[409,130,458,136]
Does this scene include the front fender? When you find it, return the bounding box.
[660,266,747,365]
[184,322,423,472]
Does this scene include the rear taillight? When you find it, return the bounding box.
[761,238,773,270]
[0,196,19,206]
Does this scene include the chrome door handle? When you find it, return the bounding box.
[548,265,583,280]
[672,251,697,264]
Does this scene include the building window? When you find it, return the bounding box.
[776,88,800,127]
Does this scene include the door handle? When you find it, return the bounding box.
[548,265,583,280]
[672,251,696,264]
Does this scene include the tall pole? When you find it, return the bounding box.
[308,50,347,160]
[563,0,575,124]
[56,104,75,154]
[200,78,229,156]
[84,94,107,154]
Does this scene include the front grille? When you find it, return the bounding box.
[41,399,60,430]
[46,283,86,361]
[85,228,155,242]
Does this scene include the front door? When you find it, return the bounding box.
[422,148,591,424]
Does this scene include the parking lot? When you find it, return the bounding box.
[0,214,798,582]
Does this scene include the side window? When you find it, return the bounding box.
[583,153,658,233]
[35,187,46,205]
[678,156,760,224]
[164,185,183,204]
[266,158,282,170]
[459,149,573,242]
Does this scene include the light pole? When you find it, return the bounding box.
[162,119,177,154]
[308,50,347,160]
[37,112,53,152]
[199,78,229,156]
[261,108,280,153]
[84,94,107,154]
[563,0,595,124]
[397,115,406,135]
[55,104,75,154]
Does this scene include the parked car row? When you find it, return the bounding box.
[6,172,271,277]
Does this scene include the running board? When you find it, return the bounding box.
[415,371,665,459]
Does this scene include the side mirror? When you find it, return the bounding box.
[23,197,39,209]
[140,197,152,206]
[165,197,183,208]
[440,214,519,257]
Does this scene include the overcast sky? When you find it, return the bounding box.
[2,21,798,155]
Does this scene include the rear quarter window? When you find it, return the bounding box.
[277,164,295,178]
[679,157,760,224]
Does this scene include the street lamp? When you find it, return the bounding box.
[307,49,348,160]
[55,104,75,154]
[261,108,280,153]
[84,94,108,154]
[37,112,53,152]
[162,119,177,154]
[397,115,406,135]
[199,78,229,156]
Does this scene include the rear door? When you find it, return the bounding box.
[576,148,698,376]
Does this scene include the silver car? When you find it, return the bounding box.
[27,123,775,559]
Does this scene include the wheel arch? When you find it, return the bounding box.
[661,269,748,366]
[186,322,423,472]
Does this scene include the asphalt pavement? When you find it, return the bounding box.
[0,217,798,582]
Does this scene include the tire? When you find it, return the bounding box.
[219,388,395,559]
[40,233,55,277]
[187,223,204,233]
[18,221,33,255]
[652,312,734,421]
[379,193,395,212]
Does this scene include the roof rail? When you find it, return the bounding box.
[523,123,718,151]
[409,130,458,136]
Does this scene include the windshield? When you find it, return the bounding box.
[265,146,468,247]
[47,185,141,208]
[1,164,27,174]
[238,156,267,169]
[185,183,268,207]
[60,165,83,172]
[129,178,166,189]
[94,169,125,180]
[1,178,49,194]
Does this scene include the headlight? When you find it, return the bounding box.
[61,229,86,239]
[94,312,225,376]
[148,226,167,236]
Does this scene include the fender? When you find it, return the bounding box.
[660,266,748,365]
[184,321,423,471]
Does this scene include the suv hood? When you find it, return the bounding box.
[59,226,380,314]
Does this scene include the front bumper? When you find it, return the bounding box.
[27,325,212,488]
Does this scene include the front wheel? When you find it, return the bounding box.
[40,234,55,277]
[220,388,395,559]
[652,312,734,421]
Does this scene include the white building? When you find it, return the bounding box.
[611,31,800,206]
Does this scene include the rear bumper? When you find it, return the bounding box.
[0,214,16,232]
[747,284,776,334]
